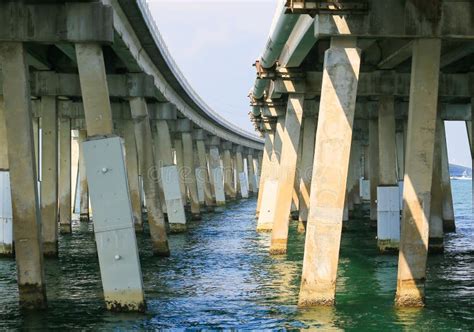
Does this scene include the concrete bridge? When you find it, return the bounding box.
[0,0,264,311]
[251,0,472,308]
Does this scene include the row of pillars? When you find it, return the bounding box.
[0,42,262,311]
[255,37,473,307]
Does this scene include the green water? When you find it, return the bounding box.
[0,181,472,330]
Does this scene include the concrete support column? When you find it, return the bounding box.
[195,149,205,205]
[360,144,371,201]
[247,149,257,195]
[40,96,59,256]
[78,129,89,222]
[292,133,304,216]
[429,118,444,253]
[76,43,145,311]
[377,96,400,252]
[441,120,455,232]
[119,120,143,232]
[396,121,406,210]
[396,38,441,307]
[150,125,167,215]
[233,151,241,198]
[467,117,473,160]
[129,98,170,255]
[222,142,236,200]
[195,133,215,210]
[180,123,201,220]
[297,112,317,232]
[235,146,249,199]
[347,139,362,211]
[270,93,305,255]
[257,116,284,231]
[208,137,226,207]
[252,153,260,190]
[0,42,46,308]
[173,135,187,203]
[369,119,379,225]
[155,119,187,232]
[299,37,361,306]
[0,96,13,257]
[58,105,72,234]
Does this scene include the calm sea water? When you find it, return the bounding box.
[0,181,472,330]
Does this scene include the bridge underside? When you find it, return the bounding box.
[0,0,263,311]
[251,0,472,308]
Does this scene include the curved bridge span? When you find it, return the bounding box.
[0,0,263,311]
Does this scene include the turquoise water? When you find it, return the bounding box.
[0,181,472,330]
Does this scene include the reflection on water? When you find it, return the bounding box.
[0,181,472,329]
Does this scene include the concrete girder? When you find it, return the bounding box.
[258,100,471,122]
[298,72,473,100]
[0,2,113,43]
[377,40,413,70]
[30,72,164,101]
[315,1,474,39]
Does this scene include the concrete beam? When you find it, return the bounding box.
[315,1,474,39]
[30,72,164,101]
[377,40,413,69]
[0,3,113,43]
[303,71,473,99]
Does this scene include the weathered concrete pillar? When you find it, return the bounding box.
[256,122,275,218]
[233,151,241,198]
[396,120,406,210]
[195,149,205,205]
[247,149,257,195]
[292,133,304,216]
[222,142,236,200]
[257,115,284,231]
[195,130,215,210]
[396,38,441,307]
[360,143,371,201]
[252,153,260,190]
[377,96,400,252]
[345,142,356,215]
[299,37,361,306]
[467,118,473,160]
[178,119,201,220]
[40,96,59,256]
[150,125,168,215]
[76,43,145,311]
[440,120,455,232]
[369,119,379,224]
[71,130,79,216]
[78,129,89,222]
[270,93,305,255]
[0,97,13,257]
[0,42,46,308]
[297,110,317,232]
[58,103,72,234]
[235,146,249,199]
[347,139,362,210]
[173,135,187,203]
[429,118,444,253]
[208,136,226,207]
[129,98,170,255]
[118,120,143,232]
[155,115,187,232]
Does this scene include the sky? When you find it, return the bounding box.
[147,1,472,169]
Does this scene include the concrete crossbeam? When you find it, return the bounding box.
[0,2,113,43]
